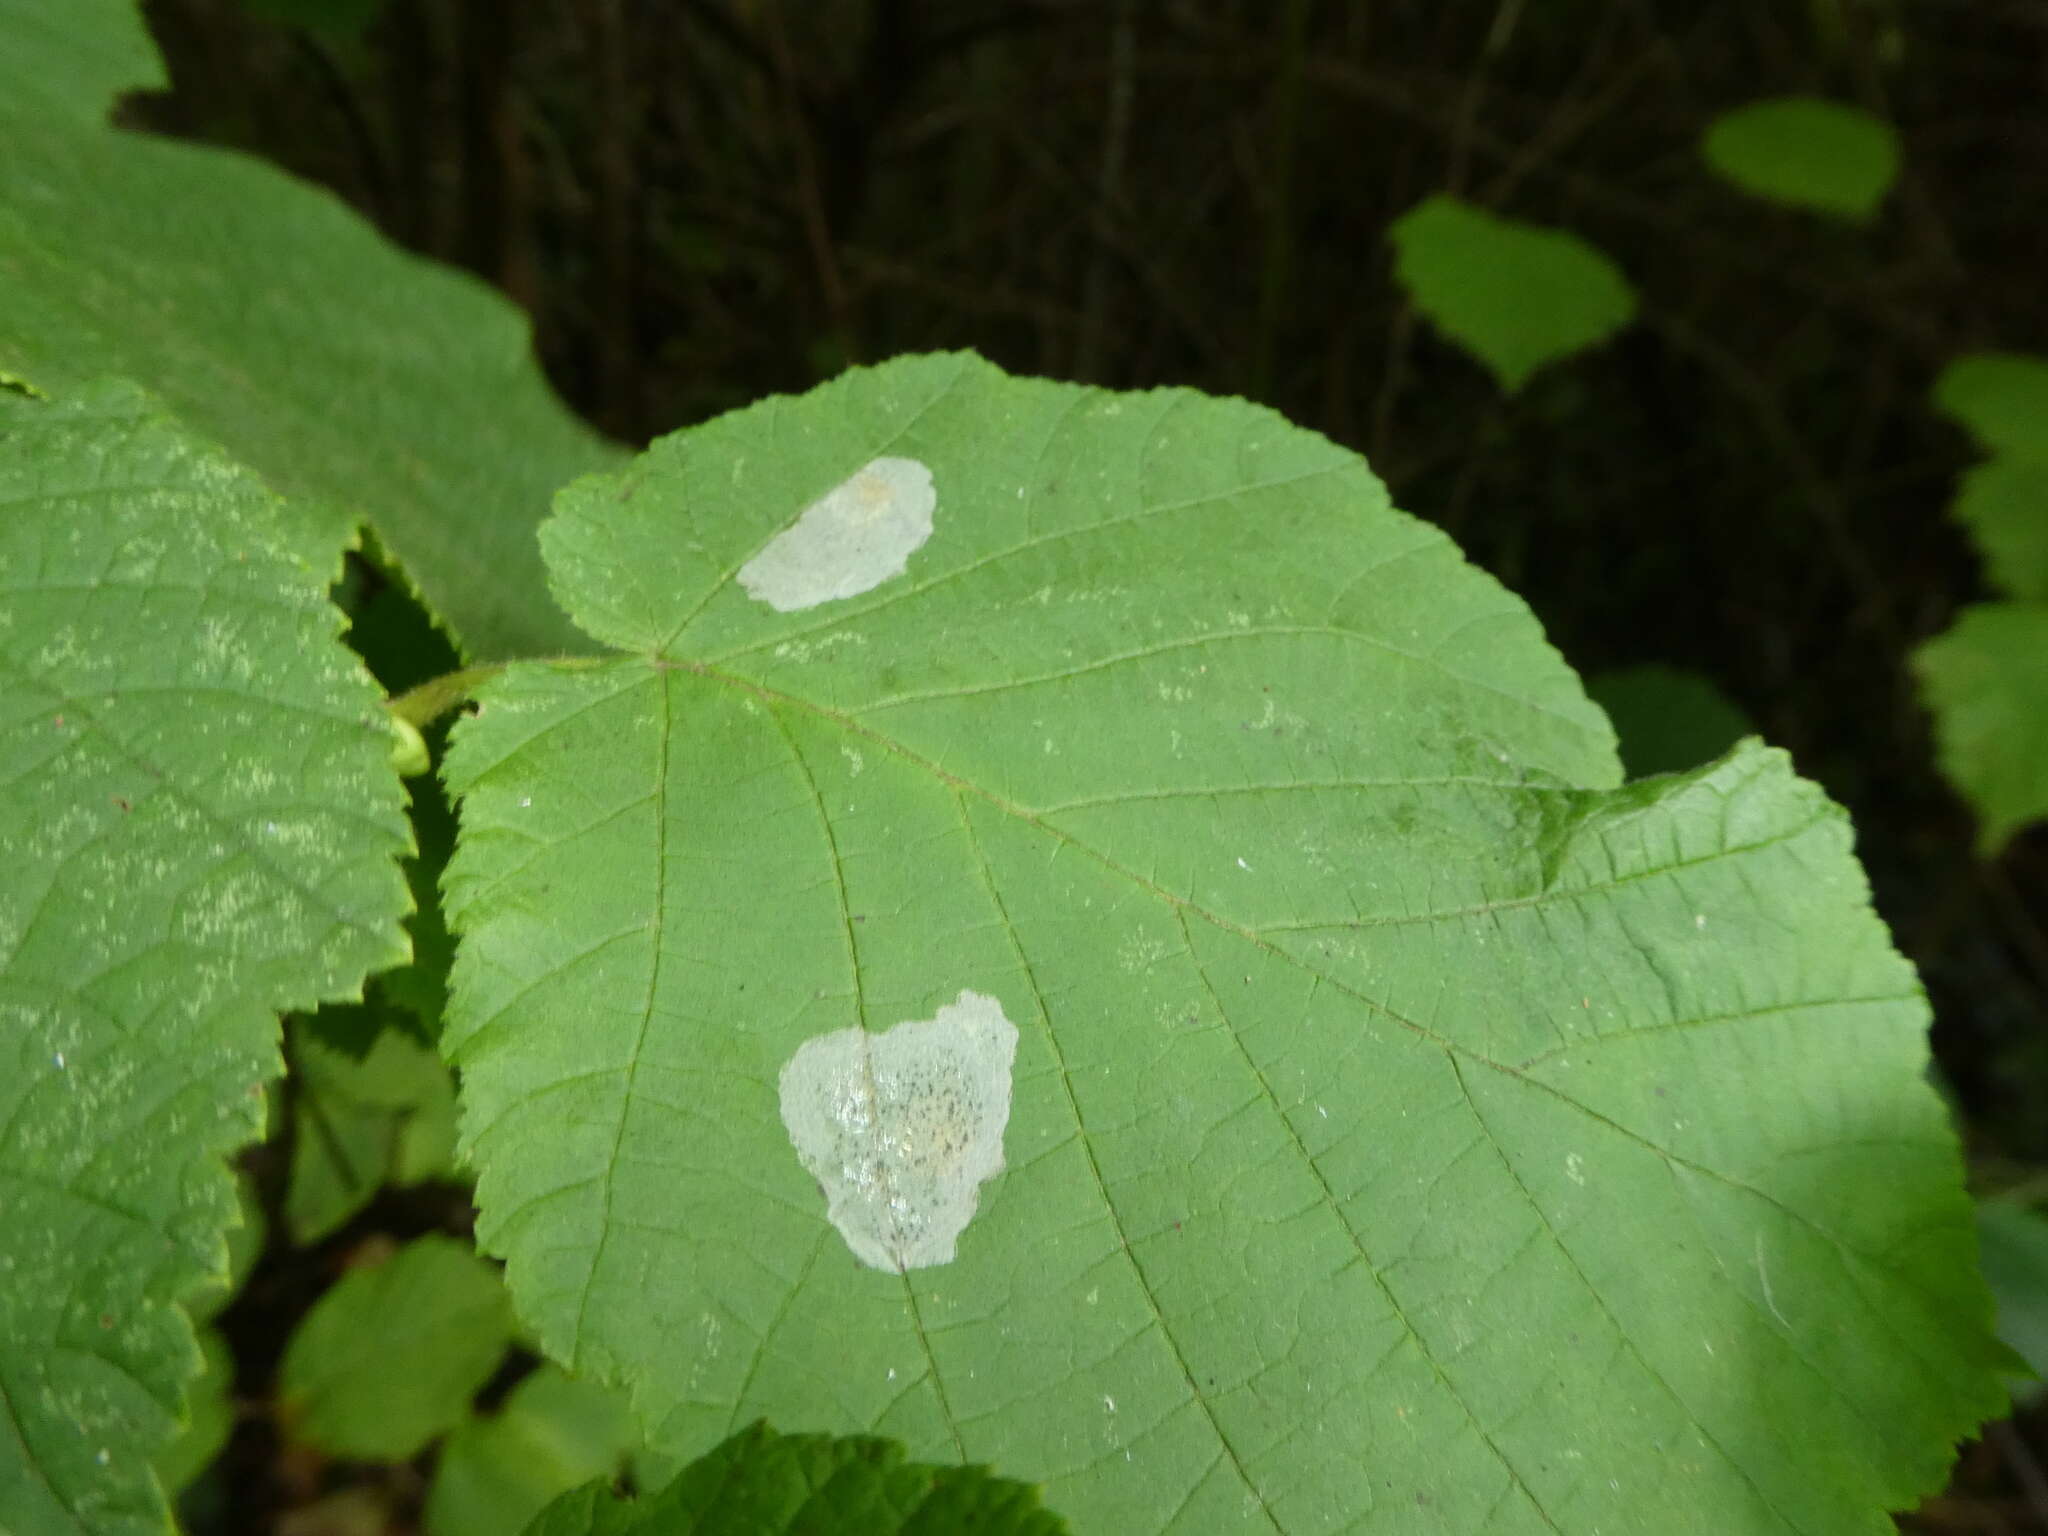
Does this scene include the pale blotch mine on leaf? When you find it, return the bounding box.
[778,989,1018,1273]
[737,456,936,612]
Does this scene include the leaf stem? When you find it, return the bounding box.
[386,665,507,728]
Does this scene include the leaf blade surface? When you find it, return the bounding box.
[445,353,2000,1532]
[0,382,411,1533]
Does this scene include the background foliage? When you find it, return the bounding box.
[3,0,2044,1530]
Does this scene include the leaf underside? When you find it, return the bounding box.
[442,352,1999,1533]
[0,382,410,1533]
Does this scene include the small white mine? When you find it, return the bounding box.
[738,456,936,612]
[778,989,1018,1273]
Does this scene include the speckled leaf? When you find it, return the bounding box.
[524,1421,1065,1536]
[0,0,624,659]
[443,352,2002,1532]
[0,382,411,1533]
[1915,603,2048,853]
[1387,195,1636,392]
[1700,97,1900,222]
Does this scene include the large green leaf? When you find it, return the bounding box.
[1914,602,2048,852]
[0,382,410,1533]
[526,1421,1065,1536]
[0,0,624,659]
[1699,97,1900,223]
[443,352,2000,1532]
[1387,195,1637,392]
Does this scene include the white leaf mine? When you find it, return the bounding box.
[778,989,1018,1272]
[738,456,936,612]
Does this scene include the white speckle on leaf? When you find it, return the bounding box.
[778,989,1019,1272]
[1695,912,1708,929]
[1236,857,1251,871]
[842,746,864,777]
[739,457,936,612]
[519,796,532,809]
[52,1052,65,1070]
[1565,1152,1586,1186]
[1103,1394,1116,1413]
[1755,1231,1789,1326]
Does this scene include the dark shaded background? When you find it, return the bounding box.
[134,0,2048,1527]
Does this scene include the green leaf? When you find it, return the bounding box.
[1933,353,2048,463]
[149,1328,232,1496]
[426,1366,640,1536]
[285,1018,461,1244]
[1387,194,1637,392]
[0,2,626,659]
[1584,664,1755,780]
[524,1421,1065,1536]
[279,1234,515,1460]
[1949,456,2048,603]
[0,381,411,1534]
[443,353,1999,1531]
[183,1173,267,1325]
[0,0,163,126]
[1976,1200,2048,1407]
[1914,602,2048,853]
[1700,97,1901,222]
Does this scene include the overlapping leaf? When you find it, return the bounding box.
[526,1421,1065,1536]
[0,383,410,1533]
[444,352,2000,1531]
[0,0,624,658]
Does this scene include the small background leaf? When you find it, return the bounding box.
[1932,352,2048,460]
[524,1421,1066,1536]
[284,1019,459,1244]
[426,1366,640,1536]
[1915,350,2048,851]
[1700,96,1901,221]
[278,1234,514,1461]
[1976,1200,2048,1407]
[1387,194,1637,391]
[1915,604,2048,853]
[1584,663,1754,779]
[1950,458,2048,603]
